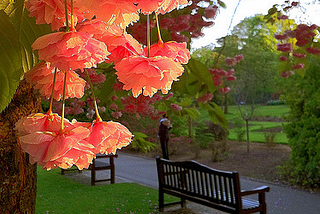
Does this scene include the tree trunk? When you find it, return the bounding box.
[224,93,228,114]
[246,119,250,153]
[0,81,42,214]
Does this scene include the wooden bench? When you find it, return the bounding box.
[61,154,117,186]
[156,157,270,213]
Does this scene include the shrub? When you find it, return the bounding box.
[280,56,320,188]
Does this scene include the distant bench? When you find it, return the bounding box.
[156,157,270,213]
[61,154,118,186]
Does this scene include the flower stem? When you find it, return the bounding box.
[60,71,68,132]
[48,67,58,115]
[70,0,75,31]
[85,69,102,122]
[155,14,163,44]
[64,0,70,32]
[147,14,151,57]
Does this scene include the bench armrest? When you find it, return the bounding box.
[241,186,270,196]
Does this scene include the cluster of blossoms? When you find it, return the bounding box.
[273,2,319,78]
[17,0,193,170]
[208,54,242,94]
[130,0,218,44]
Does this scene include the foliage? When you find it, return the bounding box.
[0,1,50,112]
[131,132,157,153]
[280,56,320,188]
[231,117,245,142]
[194,121,215,149]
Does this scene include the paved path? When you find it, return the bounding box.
[113,153,320,214]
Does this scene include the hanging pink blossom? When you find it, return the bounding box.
[274,33,289,40]
[292,63,305,70]
[279,56,288,61]
[82,121,133,154]
[306,47,320,55]
[219,87,230,94]
[77,0,139,28]
[32,31,110,71]
[171,103,182,111]
[115,56,184,97]
[292,53,306,58]
[277,43,292,52]
[147,41,190,64]
[25,0,85,31]
[15,113,94,170]
[198,93,213,104]
[25,62,86,101]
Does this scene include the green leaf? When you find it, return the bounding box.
[182,108,200,120]
[186,58,216,93]
[6,0,50,72]
[0,10,23,112]
[199,102,229,129]
[132,132,156,153]
[217,0,226,9]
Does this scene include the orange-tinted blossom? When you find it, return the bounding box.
[77,0,139,28]
[25,0,84,31]
[25,62,86,101]
[157,0,188,14]
[82,121,133,154]
[147,41,190,64]
[32,31,110,71]
[15,113,94,170]
[114,55,184,97]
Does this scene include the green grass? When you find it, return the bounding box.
[228,121,288,144]
[226,105,290,120]
[199,105,290,144]
[36,167,175,214]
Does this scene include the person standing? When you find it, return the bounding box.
[158,116,172,159]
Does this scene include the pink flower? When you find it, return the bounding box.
[277,15,288,20]
[198,93,213,104]
[115,56,184,97]
[171,104,182,111]
[77,0,139,28]
[25,0,84,31]
[306,47,320,55]
[224,57,237,66]
[32,31,109,71]
[279,56,288,61]
[83,121,133,154]
[147,41,190,64]
[204,5,218,19]
[212,75,223,87]
[292,63,305,70]
[292,53,306,58]
[274,33,289,40]
[281,71,294,78]
[109,103,118,110]
[219,87,230,94]
[277,43,292,52]
[111,111,123,119]
[25,62,86,101]
[15,113,94,170]
[234,54,244,62]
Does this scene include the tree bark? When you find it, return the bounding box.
[0,81,42,214]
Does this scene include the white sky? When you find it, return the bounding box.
[191,0,320,49]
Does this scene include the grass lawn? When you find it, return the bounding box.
[200,105,290,144]
[36,167,174,214]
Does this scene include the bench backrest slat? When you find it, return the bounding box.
[157,157,241,208]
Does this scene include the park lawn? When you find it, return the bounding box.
[226,105,290,120]
[36,167,174,214]
[200,105,289,144]
[228,121,288,144]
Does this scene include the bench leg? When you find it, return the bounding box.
[110,157,115,184]
[159,188,164,212]
[181,198,186,208]
[91,168,96,186]
[259,192,267,214]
